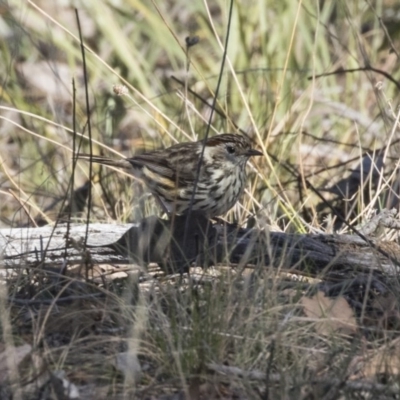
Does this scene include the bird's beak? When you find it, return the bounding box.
[245,149,263,157]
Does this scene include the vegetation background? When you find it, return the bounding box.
[1,0,400,398]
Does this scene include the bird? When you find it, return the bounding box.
[77,133,262,217]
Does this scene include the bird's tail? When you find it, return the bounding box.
[75,154,133,170]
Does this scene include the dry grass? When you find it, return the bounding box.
[1,0,400,398]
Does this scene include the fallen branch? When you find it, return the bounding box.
[1,214,399,276]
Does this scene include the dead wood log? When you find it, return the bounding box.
[0,214,399,276]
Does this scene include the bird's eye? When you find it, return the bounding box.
[226,145,235,154]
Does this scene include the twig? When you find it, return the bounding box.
[207,363,400,395]
[8,292,104,305]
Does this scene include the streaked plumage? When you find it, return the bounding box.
[77,133,262,217]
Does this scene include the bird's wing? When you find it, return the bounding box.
[129,151,198,185]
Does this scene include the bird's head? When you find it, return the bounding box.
[202,133,262,167]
